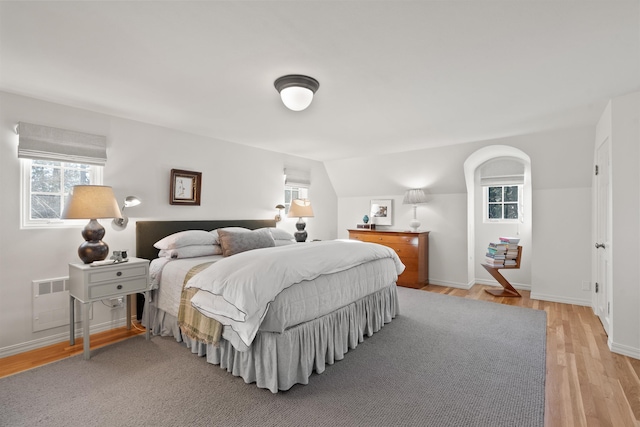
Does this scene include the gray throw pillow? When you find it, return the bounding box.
[217,228,275,257]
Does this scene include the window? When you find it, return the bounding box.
[283,168,310,215]
[284,185,308,215]
[21,159,103,228]
[485,185,521,222]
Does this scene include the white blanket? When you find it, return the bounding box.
[186,239,405,347]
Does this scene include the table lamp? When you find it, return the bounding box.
[62,185,122,263]
[288,199,314,242]
[402,189,428,232]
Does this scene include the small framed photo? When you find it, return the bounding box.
[370,199,393,226]
[170,169,202,205]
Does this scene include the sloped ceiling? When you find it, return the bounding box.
[1,1,638,162]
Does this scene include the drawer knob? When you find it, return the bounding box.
[117,284,123,290]
[116,271,122,277]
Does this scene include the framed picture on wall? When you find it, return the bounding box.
[370,199,393,226]
[170,169,202,205]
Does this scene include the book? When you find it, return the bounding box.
[485,252,506,259]
[499,237,520,244]
[488,242,508,251]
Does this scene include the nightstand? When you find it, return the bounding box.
[69,257,151,360]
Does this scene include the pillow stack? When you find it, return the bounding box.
[154,230,222,259]
[153,227,297,259]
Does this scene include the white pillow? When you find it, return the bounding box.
[154,230,217,250]
[267,227,295,241]
[158,245,222,259]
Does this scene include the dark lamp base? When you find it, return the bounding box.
[295,219,308,242]
[78,219,110,263]
[78,241,109,264]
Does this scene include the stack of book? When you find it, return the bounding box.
[485,241,508,266]
[500,237,520,267]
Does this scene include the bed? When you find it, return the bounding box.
[136,220,402,393]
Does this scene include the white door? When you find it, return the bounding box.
[595,137,611,335]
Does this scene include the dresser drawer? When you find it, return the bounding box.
[386,243,418,259]
[87,265,148,284]
[350,232,418,246]
[88,277,148,299]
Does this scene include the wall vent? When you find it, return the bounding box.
[32,276,73,332]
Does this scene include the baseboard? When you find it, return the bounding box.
[427,279,473,290]
[609,339,640,360]
[529,292,591,307]
[0,317,129,359]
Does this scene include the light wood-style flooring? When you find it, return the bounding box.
[1,284,638,426]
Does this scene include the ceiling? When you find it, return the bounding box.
[1,1,638,162]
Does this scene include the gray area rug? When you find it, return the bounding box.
[0,288,546,427]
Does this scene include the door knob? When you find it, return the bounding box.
[595,243,605,249]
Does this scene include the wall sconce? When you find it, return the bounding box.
[112,196,142,230]
[61,185,122,263]
[274,75,320,111]
[275,204,285,222]
[402,189,428,232]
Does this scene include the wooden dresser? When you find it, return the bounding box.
[348,229,429,288]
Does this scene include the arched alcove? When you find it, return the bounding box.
[463,146,532,289]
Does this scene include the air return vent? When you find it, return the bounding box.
[32,277,71,332]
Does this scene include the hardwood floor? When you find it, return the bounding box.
[1,284,638,426]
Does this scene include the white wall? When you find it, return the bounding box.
[609,91,640,357]
[328,126,595,304]
[0,91,337,355]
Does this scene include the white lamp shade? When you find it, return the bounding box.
[403,189,428,205]
[62,185,122,219]
[280,86,314,111]
[288,199,314,218]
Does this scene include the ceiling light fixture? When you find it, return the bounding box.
[274,75,320,111]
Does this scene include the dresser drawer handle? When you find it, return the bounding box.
[116,271,122,277]
[117,284,123,290]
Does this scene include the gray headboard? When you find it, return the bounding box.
[135,219,277,260]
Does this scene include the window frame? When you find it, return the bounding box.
[483,184,523,223]
[20,159,104,229]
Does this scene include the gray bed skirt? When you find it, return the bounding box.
[146,284,399,393]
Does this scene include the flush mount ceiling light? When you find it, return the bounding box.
[274,75,320,111]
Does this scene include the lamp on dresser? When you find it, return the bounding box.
[61,185,122,263]
[288,199,314,242]
[402,188,428,232]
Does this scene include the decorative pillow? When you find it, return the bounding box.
[154,230,216,250]
[217,228,275,257]
[209,227,249,245]
[158,245,222,259]
[267,227,295,242]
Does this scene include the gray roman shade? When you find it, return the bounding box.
[17,122,107,165]
[284,168,310,187]
[479,158,524,186]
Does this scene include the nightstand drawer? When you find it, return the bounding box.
[87,265,147,284]
[88,277,148,299]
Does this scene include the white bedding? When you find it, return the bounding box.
[186,240,405,347]
[150,255,223,317]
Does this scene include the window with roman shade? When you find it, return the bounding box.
[480,158,524,222]
[18,122,106,228]
[283,168,310,215]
